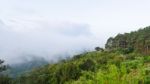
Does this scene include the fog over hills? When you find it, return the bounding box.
[1,0,150,83]
[0,19,99,64]
[1,0,150,64]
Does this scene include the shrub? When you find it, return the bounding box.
[79,59,96,71]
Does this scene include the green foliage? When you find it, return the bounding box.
[9,26,150,84]
[105,26,150,54]
[0,75,12,84]
[79,59,96,71]
[10,51,150,84]
[54,63,81,83]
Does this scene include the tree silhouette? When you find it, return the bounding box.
[95,47,104,52]
[0,59,7,73]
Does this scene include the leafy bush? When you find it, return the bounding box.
[79,59,96,71]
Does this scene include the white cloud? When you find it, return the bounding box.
[0,19,98,64]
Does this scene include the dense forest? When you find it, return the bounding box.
[0,26,150,84]
[105,26,150,54]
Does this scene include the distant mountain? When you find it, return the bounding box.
[7,56,48,77]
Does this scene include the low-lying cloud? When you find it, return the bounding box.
[0,19,97,64]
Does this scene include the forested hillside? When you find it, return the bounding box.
[12,51,150,84]
[0,26,150,84]
[105,26,150,54]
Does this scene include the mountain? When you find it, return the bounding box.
[1,26,150,84]
[11,26,150,84]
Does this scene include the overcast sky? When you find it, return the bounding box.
[0,0,150,63]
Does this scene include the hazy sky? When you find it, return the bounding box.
[0,0,150,63]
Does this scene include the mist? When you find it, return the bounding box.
[1,0,149,64]
[0,19,99,64]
